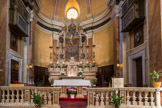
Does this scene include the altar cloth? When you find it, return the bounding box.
[52,80,91,87]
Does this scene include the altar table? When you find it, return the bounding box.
[52,80,91,98]
[53,80,91,87]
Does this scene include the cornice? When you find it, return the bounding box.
[35,7,113,35]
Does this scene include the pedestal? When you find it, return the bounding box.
[76,86,84,98]
[60,86,67,98]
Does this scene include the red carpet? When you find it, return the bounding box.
[60,95,87,108]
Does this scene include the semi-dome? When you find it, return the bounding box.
[39,0,107,20]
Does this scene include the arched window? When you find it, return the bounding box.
[67,8,78,19]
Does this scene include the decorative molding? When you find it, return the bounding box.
[8,53,22,85]
[128,49,146,86]
[30,10,34,22]
[35,8,112,34]
[111,5,119,19]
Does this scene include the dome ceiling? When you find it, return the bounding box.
[39,0,107,20]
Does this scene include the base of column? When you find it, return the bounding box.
[60,94,67,98]
[76,94,84,98]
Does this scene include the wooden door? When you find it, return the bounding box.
[136,57,143,87]
[11,59,19,83]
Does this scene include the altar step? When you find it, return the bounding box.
[59,95,87,101]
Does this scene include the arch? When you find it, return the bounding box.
[65,0,80,20]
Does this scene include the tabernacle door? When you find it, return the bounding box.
[67,65,77,76]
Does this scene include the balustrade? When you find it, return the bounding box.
[0,86,61,108]
[0,86,162,108]
[87,87,162,108]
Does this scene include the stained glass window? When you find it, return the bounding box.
[67,8,78,19]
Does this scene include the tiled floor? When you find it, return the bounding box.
[60,100,87,108]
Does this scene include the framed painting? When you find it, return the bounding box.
[65,38,79,62]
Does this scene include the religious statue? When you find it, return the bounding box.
[67,57,77,76]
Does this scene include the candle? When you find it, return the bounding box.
[57,36,59,47]
[51,34,53,46]
[80,34,82,46]
[92,32,94,45]
[64,33,66,47]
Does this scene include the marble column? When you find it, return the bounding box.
[53,40,58,62]
[28,10,35,84]
[147,0,162,78]
[112,6,120,77]
[0,0,7,86]
[88,38,93,62]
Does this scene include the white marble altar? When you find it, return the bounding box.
[53,80,91,87]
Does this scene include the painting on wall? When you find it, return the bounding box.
[65,38,79,61]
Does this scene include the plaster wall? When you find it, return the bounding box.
[94,25,114,67]
[34,27,51,67]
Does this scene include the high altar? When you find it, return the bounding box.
[48,21,97,98]
[48,21,98,82]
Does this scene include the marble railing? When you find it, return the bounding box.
[87,87,162,108]
[0,86,61,108]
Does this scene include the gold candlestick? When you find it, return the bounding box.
[86,45,89,65]
[92,44,96,64]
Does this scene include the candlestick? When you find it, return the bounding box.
[57,39,59,47]
[80,34,82,46]
[92,32,94,45]
[87,35,88,45]
[51,35,53,46]
[64,33,66,47]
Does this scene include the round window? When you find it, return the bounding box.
[67,8,78,20]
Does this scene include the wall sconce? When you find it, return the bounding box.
[117,63,123,69]
[27,64,33,69]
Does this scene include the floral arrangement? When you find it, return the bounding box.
[110,92,122,107]
[150,70,162,82]
[33,93,44,107]
[68,88,77,94]
[49,78,54,85]
[92,78,98,85]
[61,71,65,75]
[78,72,83,76]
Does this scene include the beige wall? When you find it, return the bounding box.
[34,27,51,67]
[94,25,114,67]
[39,0,55,18]
[91,0,107,16]
[34,24,114,67]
